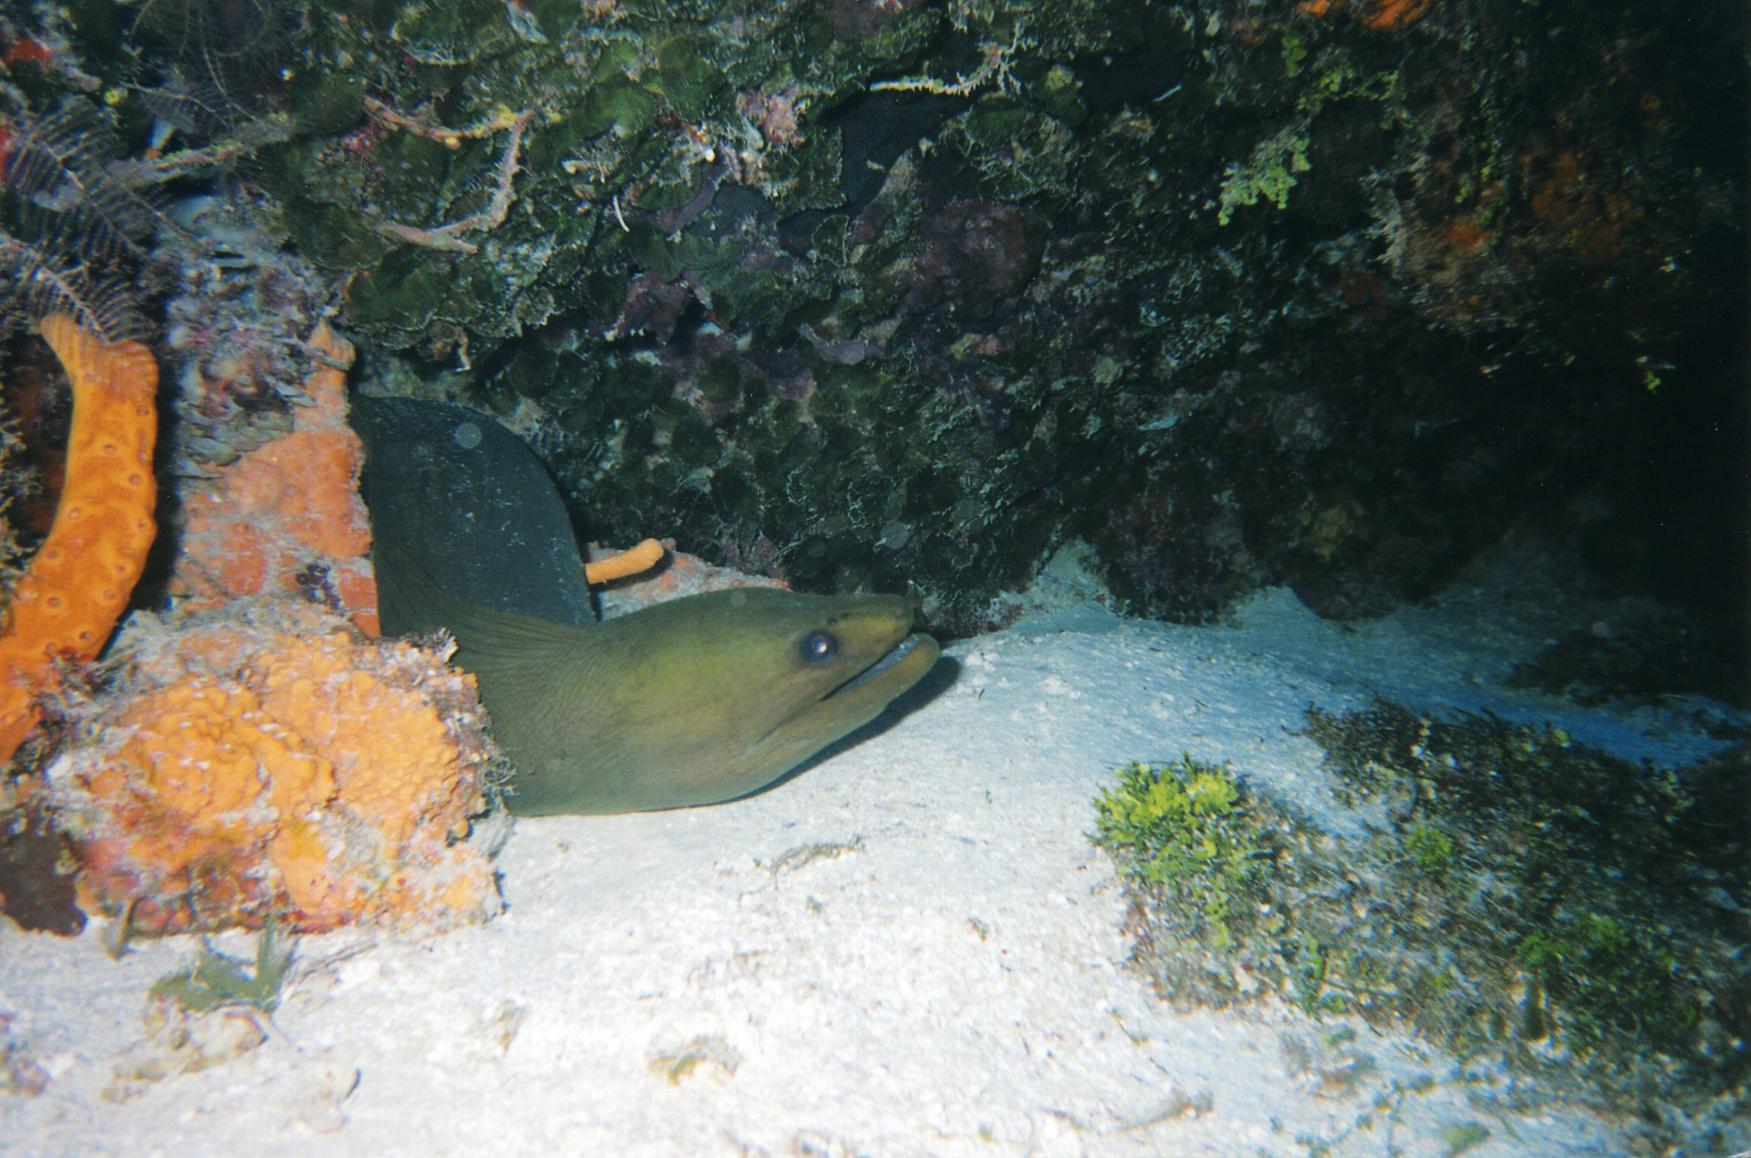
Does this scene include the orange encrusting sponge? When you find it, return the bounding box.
[51,608,501,934]
[171,323,379,635]
[0,315,159,763]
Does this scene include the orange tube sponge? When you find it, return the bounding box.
[1360,0,1430,29]
[48,604,501,934]
[0,316,158,763]
[584,537,666,585]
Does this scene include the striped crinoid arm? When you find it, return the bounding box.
[0,234,147,344]
[1,101,170,266]
[0,315,158,762]
[0,99,168,344]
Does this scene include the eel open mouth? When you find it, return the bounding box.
[759,626,939,760]
[823,633,933,701]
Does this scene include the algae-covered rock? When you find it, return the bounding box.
[6,0,1740,640]
[1095,715,1750,1143]
[268,0,1739,630]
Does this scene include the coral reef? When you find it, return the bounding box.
[2,0,1746,654]
[6,0,1740,641]
[0,35,503,939]
[0,380,32,594]
[0,316,157,764]
[47,602,500,934]
[195,0,1736,635]
[157,193,343,471]
[169,321,379,635]
[1509,610,1751,709]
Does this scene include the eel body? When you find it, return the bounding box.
[350,396,939,815]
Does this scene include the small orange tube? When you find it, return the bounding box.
[584,537,666,585]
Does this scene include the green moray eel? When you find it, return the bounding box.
[350,396,939,815]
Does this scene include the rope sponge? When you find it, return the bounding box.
[0,315,158,763]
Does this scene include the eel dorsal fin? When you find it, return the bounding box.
[350,395,596,633]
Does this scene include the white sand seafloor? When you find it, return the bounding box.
[2,540,1744,1156]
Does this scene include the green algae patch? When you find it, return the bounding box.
[1094,758,1265,953]
[151,920,294,1014]
[1094,711,1748,1131]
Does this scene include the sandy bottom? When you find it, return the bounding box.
[2,544,1740,1155]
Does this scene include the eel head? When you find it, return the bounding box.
[469,586,939,815]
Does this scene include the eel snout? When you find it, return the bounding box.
[826,633,934,700]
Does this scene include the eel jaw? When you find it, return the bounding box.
[767,630,940,745]
[823,633,933,701]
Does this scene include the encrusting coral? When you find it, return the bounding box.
[0,315,158,765]
[170,322,379,635]
[47,602,501,934]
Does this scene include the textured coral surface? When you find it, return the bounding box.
[48,604,499,934]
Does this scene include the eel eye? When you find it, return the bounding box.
[800,630,838,664]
